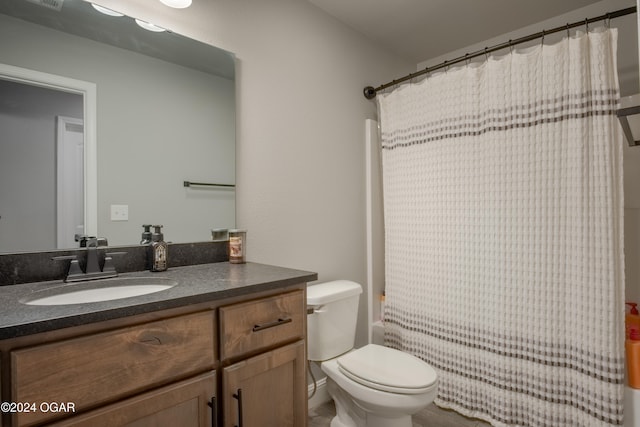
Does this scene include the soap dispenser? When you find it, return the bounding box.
[140,224,152,245]
[150,225,168,272]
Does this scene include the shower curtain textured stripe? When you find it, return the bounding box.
[378,28,624,427]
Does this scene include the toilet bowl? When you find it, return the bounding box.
[322,344,438,427]
[307,281,438,427]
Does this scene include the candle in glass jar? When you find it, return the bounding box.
[228,229,247,264]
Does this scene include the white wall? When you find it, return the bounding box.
[413,0,640,305]
[92,0,415,347]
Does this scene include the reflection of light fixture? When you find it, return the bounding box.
[135,19,166,32]
[159,0,192,8]
[617,94,640,147]
[84,2,167,33]
[90,4,124,17]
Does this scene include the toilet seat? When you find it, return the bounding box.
[336,344,437,394]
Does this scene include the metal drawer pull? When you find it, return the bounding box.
[233,388,243,427]
[207,396,217,427]
[252,317,292,332]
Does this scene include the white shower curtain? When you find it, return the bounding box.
[378,28,624,426]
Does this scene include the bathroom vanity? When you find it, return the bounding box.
[0,262,316,427]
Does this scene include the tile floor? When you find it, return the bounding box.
[308,400,491,427]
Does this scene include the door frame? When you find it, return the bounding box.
[0,63,97,238]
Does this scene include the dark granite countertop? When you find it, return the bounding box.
[0,262,317,340]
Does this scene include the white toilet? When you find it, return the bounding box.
[307,280,438,427]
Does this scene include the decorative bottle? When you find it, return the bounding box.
[150,225,168,272]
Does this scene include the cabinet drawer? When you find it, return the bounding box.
[11,311,215,426]
[219,290,304,361]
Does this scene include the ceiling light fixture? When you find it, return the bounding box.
[134,19,166,32]
[158,0,192,9]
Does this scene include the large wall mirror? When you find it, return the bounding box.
[0,0,236,253]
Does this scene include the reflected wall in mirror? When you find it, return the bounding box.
[0,0,236,253]
[0,71,89,253]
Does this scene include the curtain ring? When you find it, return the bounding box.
[465,53,470,66]
[566,23,570,38]
[606,13,611,29]
[585,18,589,33]
[540,30,545,47]
[484,47,489,60]
[508,40,513,54]
[443,60,448,73]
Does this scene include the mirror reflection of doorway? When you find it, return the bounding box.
[56,116,84,249]
[0,79,83,252]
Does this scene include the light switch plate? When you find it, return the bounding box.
[110,204,128,221]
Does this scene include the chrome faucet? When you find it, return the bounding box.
[52,236,126,282]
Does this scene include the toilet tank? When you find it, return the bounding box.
[307,280,362,361]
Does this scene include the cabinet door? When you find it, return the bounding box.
[52,371,217,427]
[222,341,306,427]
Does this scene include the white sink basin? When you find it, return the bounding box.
[22,277,177,306]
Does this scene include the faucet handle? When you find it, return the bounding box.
[74,234,101,248]
[74,235,108,248]
[51,255,83,282]
[79,236,108,249]
[103,251,127,275]
[74,234,88,247]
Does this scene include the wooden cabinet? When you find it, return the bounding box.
[219,290,307,427]
[222,341,305,427]
[0,285,307,427]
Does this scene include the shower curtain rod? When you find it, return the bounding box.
[363,6,636,100]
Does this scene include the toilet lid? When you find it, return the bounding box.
[336,344,437,394]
